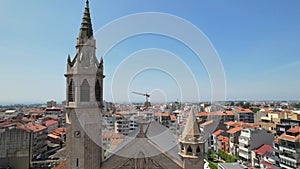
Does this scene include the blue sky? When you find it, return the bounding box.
[0,0,300,104]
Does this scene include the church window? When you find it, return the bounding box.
[95,80,101,101]
[196,146,201,155]
[68,79,75,102]
[187,146,192,155]
[80,79,90,102]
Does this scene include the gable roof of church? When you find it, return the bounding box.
[101,121,182,169]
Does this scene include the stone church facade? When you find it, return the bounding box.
[64,1,206,169]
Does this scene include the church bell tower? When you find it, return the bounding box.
[178,109,205,169]
[65,1,104,168]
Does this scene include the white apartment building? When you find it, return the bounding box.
[238,128,274,164]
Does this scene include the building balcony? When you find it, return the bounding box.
[279,154,297,163]
[271,155,280,162]
[239,152,250,160]
[239,137,250,145]
[279,145,296,153]
[279,162,297,169]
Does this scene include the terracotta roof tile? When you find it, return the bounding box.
[162,112,169,117]
[198,111,233,116]
[53,161,66,169]
[45,120,58,126]
[227,127,243,134]
[17,123,47,132]
[170,115,177,120]
[253,144,272,156]
[235,108,253,113]
[212,129,224,136]
[279,133,300,142]
[287,126,300,133]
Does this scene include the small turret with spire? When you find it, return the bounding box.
[178,107,205,169]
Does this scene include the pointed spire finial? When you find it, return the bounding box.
[78,0,93,39]
[67,54,71,64]
[100,56,103,64]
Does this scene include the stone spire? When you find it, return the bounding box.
[179,107,205,169]
[181,108,201,142]
[78,0,93,40]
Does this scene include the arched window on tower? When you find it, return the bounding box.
[68,79,75,102]
[80,79,90,102]
[187,146,192,155]
[196,146,201,155]
[95,80,101,102]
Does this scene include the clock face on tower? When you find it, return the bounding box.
[74,131,81,138]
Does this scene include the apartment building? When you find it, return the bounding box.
[238,128,274,164]
[227,127,243,156]
[251,144,274,168]
[276,118,300,136]
[234,108,254,123]
[114,111,130,135]
[211,129,224,152]
[0,122,48,169]
[259,112,282,134]
[278,126,300,169]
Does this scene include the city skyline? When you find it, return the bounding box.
[1,0,300,104]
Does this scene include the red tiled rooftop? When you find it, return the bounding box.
[102,132,124,139]
[17,123,47,132]
[110,139,123,146]
[48,133,60,139]
[45,107,61,111]
[45,119,58,126]
[104,112,111,116]
[102,132,113,139]
[29,109,44,114]
[224,121,258,128]
[235,108,253,113]
[201,120,213,127]
[112,133,123,139]
[279,126,300,141]
[154,112,161,116]
[212,129,224,136]
[287,126,300,133]
[261,161,273,167]
[170,115,177,120]
[198,111,233,116]
[51,127,66,135]
[53,161,66,169]
[0,122,17,128]
[227,127,243,134]
[217,135,229,142]
[115,111,129,115]
[253,144,272,156]
[162,112,169,117]
[279,133,300,142]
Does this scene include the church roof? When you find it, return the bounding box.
[181,109,202,142]
[102,121,182,168]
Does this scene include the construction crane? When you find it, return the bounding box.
[132,91,151,109]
